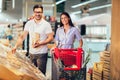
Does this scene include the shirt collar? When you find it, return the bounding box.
[33,18,44,25]
[61,26,72,29]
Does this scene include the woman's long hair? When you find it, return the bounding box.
[60,12,74,27]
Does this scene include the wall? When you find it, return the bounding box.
[0,0,23,23]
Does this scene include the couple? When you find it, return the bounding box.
[11,4,83,78]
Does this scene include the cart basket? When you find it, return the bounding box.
[54,48,83,70]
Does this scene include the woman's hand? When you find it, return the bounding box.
[50,47,55,54]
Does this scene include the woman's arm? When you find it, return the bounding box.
[74,27,83,48]
[78,39,83,48]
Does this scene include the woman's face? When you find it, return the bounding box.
[61,14,69,25]
[33,8,43,21]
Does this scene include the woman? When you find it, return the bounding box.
[53,12,83,49]
[52,12,83,80]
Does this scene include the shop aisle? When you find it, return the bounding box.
[46,57,52,80]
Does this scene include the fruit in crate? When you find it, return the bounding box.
[0,43,46,80]
[0,39,10,46]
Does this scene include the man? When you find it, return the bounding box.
[12,5,53,75]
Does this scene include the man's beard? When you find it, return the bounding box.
[35,16,42,20]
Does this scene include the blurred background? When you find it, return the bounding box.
[0,0,111,80]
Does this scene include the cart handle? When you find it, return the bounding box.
[56,48,83,51]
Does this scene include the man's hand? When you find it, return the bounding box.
[32,41,41,48]
[11,47,17,54]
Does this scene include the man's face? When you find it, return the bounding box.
[33,8,43,20]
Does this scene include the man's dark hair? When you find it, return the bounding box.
[33,4,43,12]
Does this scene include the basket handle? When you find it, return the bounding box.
[56,48,83,51]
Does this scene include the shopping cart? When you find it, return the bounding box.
[53,48,86,80]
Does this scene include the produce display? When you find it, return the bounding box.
[0,43,46,80]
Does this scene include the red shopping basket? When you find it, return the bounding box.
[54,48,83,70]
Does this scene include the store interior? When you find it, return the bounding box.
[0,0,112,80]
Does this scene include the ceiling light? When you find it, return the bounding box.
[89,4,112,11]
[0,0,2,12]
[12,0,15,9]
[71,0,98,8]
[56,0,66,5]
[52,0,66,6]
[72,4,112,15]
